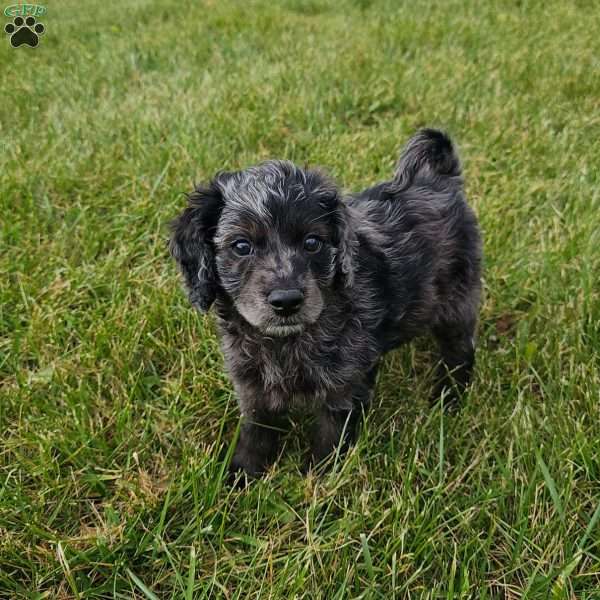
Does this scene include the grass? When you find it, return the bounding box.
[1,0,599,597]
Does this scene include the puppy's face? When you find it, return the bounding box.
[170,161,354,337]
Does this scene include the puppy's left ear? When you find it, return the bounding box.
[334,200,358,288]
[310,172,358,288]
[169,181,225,312]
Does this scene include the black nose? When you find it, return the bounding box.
[267,288,304,315]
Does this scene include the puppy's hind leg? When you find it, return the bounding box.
[432,320,476,407]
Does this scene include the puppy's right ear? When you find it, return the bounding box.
[169,182,225,312]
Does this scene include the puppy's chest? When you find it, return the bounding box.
[221,332,336,409]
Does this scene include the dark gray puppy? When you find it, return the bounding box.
[170,129,482,477]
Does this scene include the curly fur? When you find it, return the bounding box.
[170,129,482,477]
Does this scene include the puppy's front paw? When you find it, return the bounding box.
[302,448,335,475]
[228,447,270,483]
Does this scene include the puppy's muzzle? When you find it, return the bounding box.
[267,288,304,317]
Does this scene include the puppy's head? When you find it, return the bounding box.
[170,160,355,336]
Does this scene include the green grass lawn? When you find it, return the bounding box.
[1,0,599,597]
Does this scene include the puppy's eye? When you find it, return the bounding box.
[303,236,322,253]
[231,239,252,256]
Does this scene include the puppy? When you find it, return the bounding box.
[169,129,482,477]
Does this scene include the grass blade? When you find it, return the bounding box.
[127,569,160,600]
[360,533,375,581]
[577,500,600,551]
[56,543,80,600]
[536,451,565,522]
[186,545,196,600]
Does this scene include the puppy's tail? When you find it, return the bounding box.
[393,128,461,190]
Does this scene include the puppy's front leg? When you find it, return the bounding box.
[230,409,283,478]
[310,405,360,467]
[310,367,379,467]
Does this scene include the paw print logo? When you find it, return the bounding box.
[4,15,45,48]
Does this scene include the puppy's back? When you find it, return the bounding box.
[348,129,481,345]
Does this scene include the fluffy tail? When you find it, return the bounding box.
[393,128,461,190]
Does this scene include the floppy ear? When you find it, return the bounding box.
[335,201,357,288]
[169,182,224,312]
[308,170,357,289]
